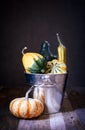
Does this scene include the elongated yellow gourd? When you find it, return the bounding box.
[56,33,66,63]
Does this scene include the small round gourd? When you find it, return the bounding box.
[9,87,44,119]
[45,59,67,74]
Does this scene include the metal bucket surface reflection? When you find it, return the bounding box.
[25,73,67,114]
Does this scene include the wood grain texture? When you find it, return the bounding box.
[0,87,85,130]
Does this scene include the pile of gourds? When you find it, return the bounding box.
[9,33,67,119]
[22,33,67,74]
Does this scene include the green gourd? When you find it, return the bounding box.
[22,47,46,74]
[39,41,57,61]
[45,59,67,74]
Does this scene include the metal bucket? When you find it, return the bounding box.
[25,73,67,114]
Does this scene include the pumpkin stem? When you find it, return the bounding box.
[22,46,28,55]
[25,86,34,100]
[56,33,62,45]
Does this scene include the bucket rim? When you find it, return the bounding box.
[24,72,67,76]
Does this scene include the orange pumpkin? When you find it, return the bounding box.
[9,87,44,119]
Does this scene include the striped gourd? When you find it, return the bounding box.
[45,59,67,74]
[22,47,46,74]
[9,87,44,119]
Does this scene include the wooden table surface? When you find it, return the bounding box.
[0,86,85,130]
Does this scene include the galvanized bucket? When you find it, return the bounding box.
[25,73,67,114]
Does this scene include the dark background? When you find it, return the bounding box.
[1,0,85,88]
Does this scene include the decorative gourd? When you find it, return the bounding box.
[9,87,44,119]
[39,41,57,61]
[45,59,67,74]
[22,47,46,74]
[56,33,66,63]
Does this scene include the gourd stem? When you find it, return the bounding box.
[56,33,62,45]
[25,86,34,100]
[22,46,28,55]
[25,84,44,100]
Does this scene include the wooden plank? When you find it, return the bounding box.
[17,113,66,130]
[61,92,73,112]
[17,111,85,130]
[68,89,85,109]
[0,107,19,130]
[75,108,85,129]
[49,113,66,130]
[0,87,85,130]
[17,114,51,130]
[63,111,85,130]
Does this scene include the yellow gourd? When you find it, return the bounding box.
[45,59,67,74]
[22,47,46,74]
[56,33,66,63]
